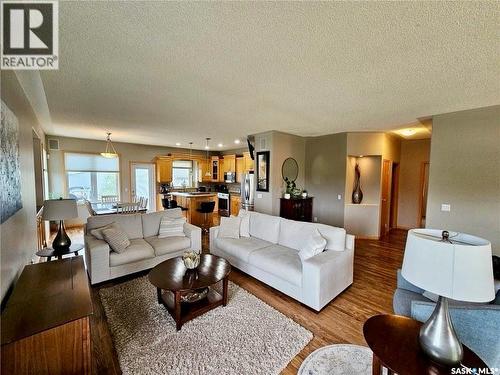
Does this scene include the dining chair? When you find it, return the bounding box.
[102,195,119,203]
[84,199,97,216]
[116,202,140,214]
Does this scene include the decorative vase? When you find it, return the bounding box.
[182,251,200,269]
[352,164,363,204]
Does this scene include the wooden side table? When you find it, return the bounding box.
[363,315,487,375]
[36,243,84,261]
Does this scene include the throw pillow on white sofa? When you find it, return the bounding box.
[298,229,327,261]
[237,210,250,237]
[218,216,241,239]
[158,216,186,238]
[90,222,119,240]
[102,225,130,253]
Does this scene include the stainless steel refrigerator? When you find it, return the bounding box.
[241,171,255,211]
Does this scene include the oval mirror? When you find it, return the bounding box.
[282,157,299,182]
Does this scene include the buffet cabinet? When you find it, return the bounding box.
[279,197,313,222]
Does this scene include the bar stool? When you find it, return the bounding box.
[196,201,215,233]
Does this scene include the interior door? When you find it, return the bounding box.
[131,163,156,211]
[380,159,391,237]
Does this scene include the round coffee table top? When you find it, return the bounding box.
[363,314,486,375]
[148,254,231,292]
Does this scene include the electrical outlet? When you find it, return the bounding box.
[257,193,262,199]
[441,204,451,212]
[313,217,318,222]
[337,194,342,200]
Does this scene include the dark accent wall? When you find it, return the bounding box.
[305,133,347,227]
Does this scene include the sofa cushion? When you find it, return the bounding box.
[142,208,183,238]
[102,225,130,253]
[89,222,119,240]
[248,211,281,244]
[249,244,302,287]
[158,216,186,238]
[278,219,318,251]
[298,229,327,261]
[218,216,241,239]
[109,238,155,267]
[237,210,250,237]
[145,236,191,256]
[215,237,272,262]
[87,214,144,240]
[314,223,346,252]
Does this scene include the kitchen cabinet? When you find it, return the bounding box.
[243,152,254,172]
[223,155,236,173]
[198,159,212,182]
[230,195,241,216]
[155,156,172,182]
[236,157,244,175]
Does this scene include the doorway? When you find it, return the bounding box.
[389,162,400,229]
[130,162,156,211]
[380,159,391,237]
[417,162,430,228]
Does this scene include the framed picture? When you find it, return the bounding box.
[256,151,270,192]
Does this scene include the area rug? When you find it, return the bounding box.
[298,344,373,375]
[99,276,312,374]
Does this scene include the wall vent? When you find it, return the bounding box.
[48,139,59,150]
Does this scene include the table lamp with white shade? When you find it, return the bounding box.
[42,198,78,253]
[402,229,495,366]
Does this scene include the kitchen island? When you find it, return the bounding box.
[170,192,218,228]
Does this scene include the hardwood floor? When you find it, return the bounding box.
[60,226,406,374]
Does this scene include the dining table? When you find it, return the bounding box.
[91,202,147,215]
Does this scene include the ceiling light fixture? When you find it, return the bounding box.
[401,128,417,136]
[101,132,118,158]
[234,139,241,144]
[205,138,212,177]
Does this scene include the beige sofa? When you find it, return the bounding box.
[210,210,355,311]
[84,208,201,284]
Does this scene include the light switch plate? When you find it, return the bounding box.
[441,204,451,212]
[257,193,262,199]
[337,194,342,200]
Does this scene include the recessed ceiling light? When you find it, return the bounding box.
[175,142,181,146]
[218,143,223,147]
[234,139,241,144]
[401,128,417,136]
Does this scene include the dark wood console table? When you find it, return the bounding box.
[1,256,93,374]
[280,197,313,222]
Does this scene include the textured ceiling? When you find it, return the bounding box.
[40,2,499,150]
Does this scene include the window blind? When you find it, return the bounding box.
[65,153,119,172]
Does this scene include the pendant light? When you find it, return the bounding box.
[205,138,212,177]
[101,132,118,158]
[189,142,193,183]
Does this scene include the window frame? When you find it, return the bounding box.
[63,151,121,202]
[171,159,195,188]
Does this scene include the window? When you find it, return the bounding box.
[172,160,194,188]
[64,153,120,202]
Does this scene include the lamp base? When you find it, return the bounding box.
[52,220,72,254]
[419,296,463,366]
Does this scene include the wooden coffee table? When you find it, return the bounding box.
[363,314,487,375]
[148,254,231,331]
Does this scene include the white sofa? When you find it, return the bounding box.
[84,208,201,284]
[210,211,355,311]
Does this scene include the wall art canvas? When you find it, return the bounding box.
[256,151,270,192]
[1,101,23,223]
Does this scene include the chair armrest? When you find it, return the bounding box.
[84,234,110,284]
[397,269,424,294]
[411,301,500,368]
[209,226,220,253]
[183,222,201,252]
[345,234,355,251]
[302,248,354,311]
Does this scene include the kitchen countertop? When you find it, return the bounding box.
[170,192,217,197]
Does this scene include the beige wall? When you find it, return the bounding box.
[304,133,346,227]
[397,139,430,229]
[46,135,207,201]
[1,72,46,302]
[253,131,274,214]
[427,105,500,255]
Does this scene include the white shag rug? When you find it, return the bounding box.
[99,276,312,374]
[298,344,373,375]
